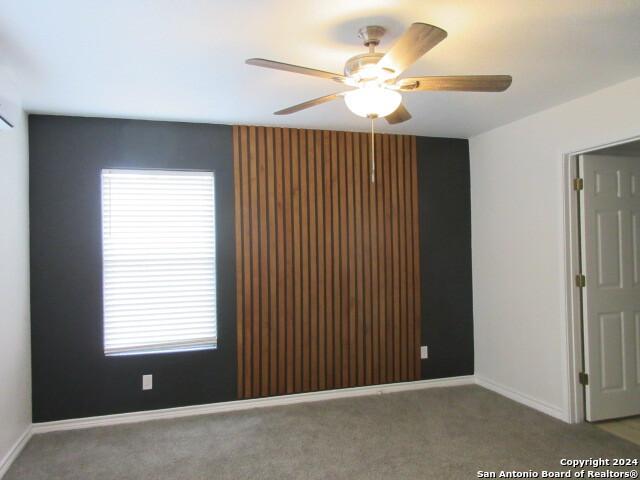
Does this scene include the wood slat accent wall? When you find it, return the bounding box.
[233,125,420,398]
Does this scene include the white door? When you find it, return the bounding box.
[580,154,640,421]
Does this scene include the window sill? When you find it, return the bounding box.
[105,344,217,357]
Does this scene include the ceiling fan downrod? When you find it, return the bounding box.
[358,25,385,54]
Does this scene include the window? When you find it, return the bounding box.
[101,169,216,355]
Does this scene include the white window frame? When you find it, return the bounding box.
[101,168,217,356]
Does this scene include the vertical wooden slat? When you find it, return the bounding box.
[382,134,393,383]
[307,130,318,391]
[257,128,269,397]
[315,131,326,391]
[375,132,386,384]
[396,136,407,381]
[291,129,302,392]
[390,135,401,382]
[345,132,356,387]
[248,127,261,395]
[266,128,277,395]
[330,131,341,388]
[240,127,251,398]
[353,133,364,386]
[360,133,372,386]
[233,127,244,399]
[338,131,349,387]
[275,129,286,394]
[283,129,294,393]
[300,131,310,392]
[369,132,380,385]
[234,127,420,396]
[325,131,335,389]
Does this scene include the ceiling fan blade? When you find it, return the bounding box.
[377,23,447,77]
[397,75,512,92]
[246,58,347,84]
[274,92,345,115]
[385,103,412,124]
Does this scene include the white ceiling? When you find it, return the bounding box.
[1,0,639,138]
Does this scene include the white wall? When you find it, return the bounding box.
[469,76,640,421]
[0,70,634,463]
[0,68,31,473]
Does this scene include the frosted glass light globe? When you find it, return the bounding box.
[344,86,402,118]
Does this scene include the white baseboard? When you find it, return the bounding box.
[0,426,32,479]
[475,375,568,422]
[32,375,475,434]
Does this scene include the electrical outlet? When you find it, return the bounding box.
[142,374,153,391]
[420,346,428,359]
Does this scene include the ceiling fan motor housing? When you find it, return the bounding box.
[357,25,386,47]
[346,26,396,83]
[344,53,385,80]
[344,25,397,83]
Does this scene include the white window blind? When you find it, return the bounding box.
[101,169,217,355]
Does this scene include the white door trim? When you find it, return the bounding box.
[562,134,640,424]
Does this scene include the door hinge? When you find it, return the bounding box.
[575,274,586,288]
[573,178,584,191]
[579,372,589,386]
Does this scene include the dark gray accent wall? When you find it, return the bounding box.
[417,136,474,379]
[29,116,237,422]
[29,115,473,421]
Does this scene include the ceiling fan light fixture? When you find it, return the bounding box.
[344,86,402,118]
[247,22,512,126]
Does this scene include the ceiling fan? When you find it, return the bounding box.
[246,22,512,124]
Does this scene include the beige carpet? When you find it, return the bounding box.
[6,385,640,480]
[596,416,640,446]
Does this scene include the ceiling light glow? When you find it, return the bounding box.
[344,86,401,118]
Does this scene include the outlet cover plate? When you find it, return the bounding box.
[142,374,153,390]
[420,346,428,359]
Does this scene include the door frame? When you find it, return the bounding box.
[563,134,640,423]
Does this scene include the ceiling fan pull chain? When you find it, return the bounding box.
[370,117,375,183]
